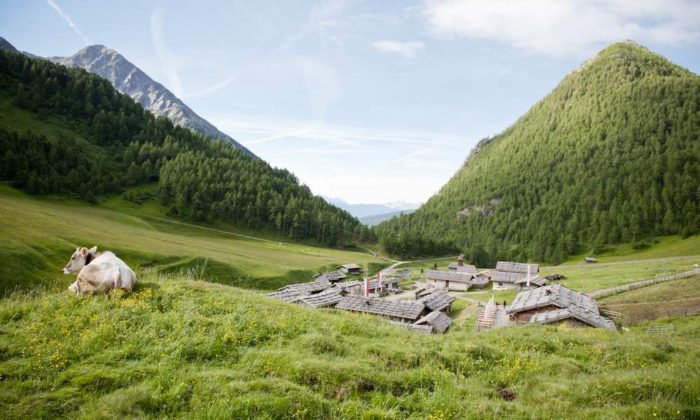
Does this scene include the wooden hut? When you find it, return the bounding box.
[489,261,542,290]
[426,270,474,291]
[410,311,452,333]
[417,290,455,314]
[506,284,616,330]
[585,257,598,263]
[335,296,425,323]
[313,271,347,283]
[338,264,362,274]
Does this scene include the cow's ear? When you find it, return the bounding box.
[80,247,88,256]
[89,246,97,254]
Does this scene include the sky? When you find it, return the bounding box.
[1,0,699,204]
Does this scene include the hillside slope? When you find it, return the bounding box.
[50,44,255,157]
[376,41,700,263]
[1,271,698,419]
[0,49,369,247]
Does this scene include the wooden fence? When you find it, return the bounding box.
[588,268,700,299]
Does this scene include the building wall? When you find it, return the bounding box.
[430,279,469,292]
[511,305,559,323]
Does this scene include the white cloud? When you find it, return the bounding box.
[150,7,184,97]
[46,0,88,45]
[184,74,237,99]
[424,0,700,56]
[372,40,425,58]
[300,58,342,119]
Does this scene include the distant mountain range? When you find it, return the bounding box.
[0,36,254,158]
[323,196,419,224]
[359,209,414,227]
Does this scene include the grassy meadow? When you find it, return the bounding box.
[1,270,699,419]
[0,185,384,294]
[599,275,700,324]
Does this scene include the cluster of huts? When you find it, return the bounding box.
[426,255,543,292]
[267,265,455,334]
[431,255,615,331]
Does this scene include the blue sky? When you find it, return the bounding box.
[2,0,699,204]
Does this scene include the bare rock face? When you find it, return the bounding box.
[51,45,255,158]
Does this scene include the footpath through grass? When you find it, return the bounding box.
[0,270,699,419]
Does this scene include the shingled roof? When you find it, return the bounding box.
[413,311,452,333]
[335,296,425,321]
[507,284,615,330]
[488,270,526,283]
[448,262,478,273]
[530,307,616,330]
[335,280,362,291]
[418,291,455,312]
[514,275,547,287]
[266,278,331,302]
[496,261,539,274]
[298,288,344,308]
[314,271,347,282]
[426,270,474,283]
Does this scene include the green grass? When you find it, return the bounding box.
[599,275,700,324]
[0,270,699,419]
[0,186,382,294]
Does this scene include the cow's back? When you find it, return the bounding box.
[82,252,136,292]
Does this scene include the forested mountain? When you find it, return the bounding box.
[0,49,370,246]
[49,44,255,157]
[375,41,699,263]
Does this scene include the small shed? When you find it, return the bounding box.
[411,311,452,333]
[417,290,455,313]
[585,257,598,263]
[266,278,331,302]
[335,296,425,323]
[426,270,474,291]
[338,264,362,274]
[314,271,347,283]
[506,284,616,330]
[298,288,344,308]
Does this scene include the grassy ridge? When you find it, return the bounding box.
[0,186,384,294]
[0,271,698,419]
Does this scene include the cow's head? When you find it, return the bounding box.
[63,246,97,274]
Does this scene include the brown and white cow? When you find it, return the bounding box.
[63,246,136,294]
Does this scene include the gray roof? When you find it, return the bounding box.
[367,277,400,289]
[507,284,598,314]
[267,278,331,302]
[336,296,425,321]
[314,271,347,282]
[530,307,616,330]
[426,270,474,283]
[335,280,362,290]
[338,264,361,270]
[496,261,539,274]
[298,288,344,308]
[448,262,478,273]
[418,291,455,312]
[488,270,526,283]
[514,275,547,286]
[407,323,434,333]
[507,284,615,329]
[413,310,452,333]
[266,288,311,302]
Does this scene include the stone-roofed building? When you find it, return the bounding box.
[298,288,344,308]
[448,254,478,273]
[266,278,331,302]
[426,270,474,291]
[338,264,362,274]
[411,311,452,333]
[313,271,347,283]
[335,296,425,322]
[496,261,539,274]
[417,290,455,313]
[490,261,542,290]
[506,284,616,330]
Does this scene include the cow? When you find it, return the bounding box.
[63,246,136,295]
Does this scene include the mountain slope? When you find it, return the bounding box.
[360,209,414,227]
[50,45,255,157]
[0,36,18,53]
[0,48,369,247]
[376,41,700,263]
